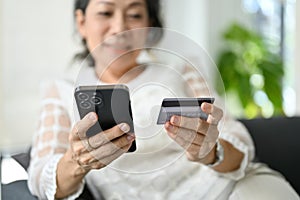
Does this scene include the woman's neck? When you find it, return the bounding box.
[95,63,146,84]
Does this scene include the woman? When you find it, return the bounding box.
[28,0,299,199]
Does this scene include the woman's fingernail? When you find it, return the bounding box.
[171,116,179,124]
[127,134,135,141]
[165,123,174,130]
[88,112,97,121]
[119,123,130,133]
[202,103,210,110]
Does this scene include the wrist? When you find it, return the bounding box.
[196,143,217,165]
[63,149,89,177]
[207,140,224,167]
[55,149,87,198]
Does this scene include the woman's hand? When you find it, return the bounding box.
[164,102,223,164]
[56,112,135,198]
[70,112,135,173]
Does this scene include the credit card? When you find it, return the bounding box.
[157,97,215,124]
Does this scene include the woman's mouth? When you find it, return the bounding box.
[103,43,132,55]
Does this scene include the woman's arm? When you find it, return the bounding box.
[55,111,135,198]
[210,139,244,172]
[165,103,244,173]
[28,82,135,199]
[165,107,244,173]
[164,65,254,175]
[28,81,83,199]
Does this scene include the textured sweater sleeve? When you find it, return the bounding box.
[182,65,255,180]
[27,81,84,199]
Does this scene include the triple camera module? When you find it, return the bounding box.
[77,92,103,109]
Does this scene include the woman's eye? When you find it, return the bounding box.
[128,13,142,19]
[98,12,112,17]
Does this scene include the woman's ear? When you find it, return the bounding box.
[75,9,86,38]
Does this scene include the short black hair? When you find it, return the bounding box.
[73,0,163,66]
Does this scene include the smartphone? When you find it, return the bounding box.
[74,84,136,152]
[157,97,215,124]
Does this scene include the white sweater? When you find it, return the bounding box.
[27,63,255,200]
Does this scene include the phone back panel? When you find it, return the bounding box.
[74,85,136,152]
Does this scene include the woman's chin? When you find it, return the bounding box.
[93,46,140,73]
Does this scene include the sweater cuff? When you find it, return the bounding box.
[217,133,253,180]
[40,154,85,200]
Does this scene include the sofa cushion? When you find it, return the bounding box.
[239,117,300,195]
[1,180,96,200]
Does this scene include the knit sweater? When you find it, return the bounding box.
[28,62,254,200]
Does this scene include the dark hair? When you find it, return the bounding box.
[73,0,163,66]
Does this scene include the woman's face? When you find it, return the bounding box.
[76,0,150,81]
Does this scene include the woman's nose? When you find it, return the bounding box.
[110,13,127,35]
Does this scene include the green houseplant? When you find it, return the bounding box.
[215,23,284,118]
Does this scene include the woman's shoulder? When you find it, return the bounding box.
[39,79,73,92]
[38,79,74,102]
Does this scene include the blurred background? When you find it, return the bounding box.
[0,0,299,153]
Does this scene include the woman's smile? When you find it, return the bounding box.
[103,42,132,55]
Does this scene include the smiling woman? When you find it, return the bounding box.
[23,0,300,200]
[74,0,162,83]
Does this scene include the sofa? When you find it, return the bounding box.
[239,117,300,195]
[1,116,300,199]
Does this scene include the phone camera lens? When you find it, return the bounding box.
[90,96,103,105]
[80,101,92,109]
[77,93,89,101]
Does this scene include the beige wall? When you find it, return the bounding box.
[0,0,76,151]
[296,0,300,115]
[163,0,209,50]
[0,0,4,149]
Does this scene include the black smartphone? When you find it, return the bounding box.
[157,97,215,124]
[74,84,136,152]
